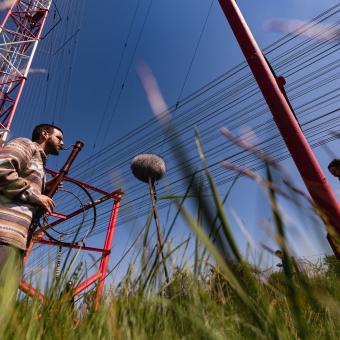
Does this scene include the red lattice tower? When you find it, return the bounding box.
[0,0,53,143]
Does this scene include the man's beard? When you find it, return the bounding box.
[46,138,59,155]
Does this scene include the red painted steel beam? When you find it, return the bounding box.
[72,272,102,297]
[38,238,109,254]
[49,211,67,219]
[218,0,340,256]
[46,141,84,196]
[19,279,44,303]
[45,168,124,199]
[94,199,121,307]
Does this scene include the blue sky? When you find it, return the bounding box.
[6,0,339,282]
[12,0,338,143]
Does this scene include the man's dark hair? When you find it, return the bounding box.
[32,124,63,142]
[328,159,340,169]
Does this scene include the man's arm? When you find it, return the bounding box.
[0,139,54,213]
[0,139,32,198]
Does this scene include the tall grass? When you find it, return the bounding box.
[1,72,339,339]
[0,129,339,339]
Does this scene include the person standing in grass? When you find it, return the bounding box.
[0,124,64,300]
[328,159,340,181]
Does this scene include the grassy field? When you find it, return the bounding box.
[1,132,339,340]
[0,254,339,339]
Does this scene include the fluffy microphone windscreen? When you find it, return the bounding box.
[131,154,166,183]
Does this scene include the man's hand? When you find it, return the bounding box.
[34,194,55,214]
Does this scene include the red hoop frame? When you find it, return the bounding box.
[20,169,123,306]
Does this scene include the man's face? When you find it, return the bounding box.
[328,165,340,178]
[45,128,64,155]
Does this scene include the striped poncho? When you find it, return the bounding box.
[0,138,46,250]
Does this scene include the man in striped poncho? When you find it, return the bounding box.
[0,124,64,300]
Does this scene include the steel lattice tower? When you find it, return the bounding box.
[0,0,53,143]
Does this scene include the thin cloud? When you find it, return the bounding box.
[0,0,15,11]
[264,19,340,42]
[28,68,48,74]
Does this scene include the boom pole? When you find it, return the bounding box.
[218,0,340,257]
[0,0,53,143]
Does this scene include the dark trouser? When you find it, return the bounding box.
[0,242,24,303]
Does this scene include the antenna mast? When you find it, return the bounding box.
[0,0,53,143]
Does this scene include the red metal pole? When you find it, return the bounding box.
[37,239,109,253]
[46,141,84,196]
[0,1,15,28]
[218,0,340,257]
[94,198,121,307]
[5,79,26,130]
[19,279,44,303]
[45,168,124,199]
[72,272,102,297]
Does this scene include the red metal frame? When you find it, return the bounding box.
[20,172,123,305]
[218,0,340,257]
[0,1,52,140]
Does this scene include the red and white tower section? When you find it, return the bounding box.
[0,0,52,143]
